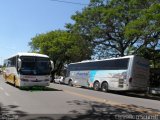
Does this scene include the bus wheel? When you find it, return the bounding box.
[14,76,16,87]
[101,82,108,92]
[93,81,100,91]
[68,80,73,86]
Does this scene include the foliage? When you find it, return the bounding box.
[67,0,160,59]
[125,2,160,67]
[29,30,92,75]
[29,0,160,73]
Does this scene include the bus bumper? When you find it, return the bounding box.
[19,81,50,87]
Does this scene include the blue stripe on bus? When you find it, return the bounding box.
[89,70,97,82]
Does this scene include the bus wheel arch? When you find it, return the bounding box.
[68,79,73,86]
[93,81,100,91]
[101,81,109,92]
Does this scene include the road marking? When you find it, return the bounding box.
[64,90,160,115]
[64,90,109,103]
[0,87,4,91]
[4,92,10,96]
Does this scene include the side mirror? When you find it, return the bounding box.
[50,60,54,71]
[18,58,22,70]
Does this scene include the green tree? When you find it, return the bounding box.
[29,30,92,75]
[125,3,160,67]
[67,0,160,58]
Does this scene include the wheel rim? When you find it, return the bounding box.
[94,82,99,90]
[102,83,108,92]
[69,81,72,86]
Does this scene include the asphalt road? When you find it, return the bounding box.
[0,75,160,120]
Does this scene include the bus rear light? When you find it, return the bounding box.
[123,79,127,84]
[129,77,132,83]
[119,79,124,87]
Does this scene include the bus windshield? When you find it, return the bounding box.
[20,56,51,75]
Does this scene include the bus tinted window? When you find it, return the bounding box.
[7,57,17,67]
[68,58,129,71]
[20,56,51,75]
[20,57,35,62]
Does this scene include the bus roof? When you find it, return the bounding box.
[70,55,135,65]
[6,52,49,59]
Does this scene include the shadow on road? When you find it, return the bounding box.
[63,100,159,120]
[18,100,160,120]
[6,82,62,92]
[71,85,160,101]
[20,86,62,92]
[110,91,160,101]
[0,103,28,119]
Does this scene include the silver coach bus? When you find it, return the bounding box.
[64,55,149,92]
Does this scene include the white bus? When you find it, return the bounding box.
[64,55,150,92]
[3,53,54,88]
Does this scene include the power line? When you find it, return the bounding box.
[50,0,88,6]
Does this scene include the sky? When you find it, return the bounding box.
[0,0,90,64]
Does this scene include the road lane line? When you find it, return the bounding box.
[4,92,10,96]
[0,87,4,91]
[64,90,160,115]
[64,90,109,103]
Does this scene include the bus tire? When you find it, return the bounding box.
[101,82,108,92]
[68,80,73,87]
[14,76,16,87]
[4,74,7,80]
[93,81,100,91]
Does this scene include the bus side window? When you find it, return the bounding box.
[7,60,11,67]
[8,57,17,67]
[3,60,8,67]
